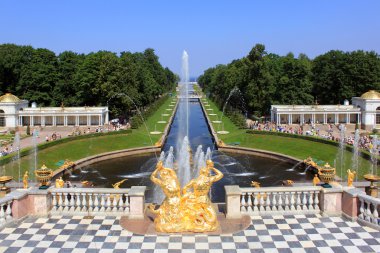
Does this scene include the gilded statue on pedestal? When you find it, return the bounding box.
[149,159,223,233]
[149,161,184,232]
[347,169,356,187]
[23,171,29,189]
[182,160,223,232]
[55,177,64,188]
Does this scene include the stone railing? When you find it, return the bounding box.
[225,185,322,217]
[0,195,13,229]
[357,193,380,228]
[49,186,146,218]
[50,188,131,216]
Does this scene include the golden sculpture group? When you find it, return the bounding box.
[149,159,223,233]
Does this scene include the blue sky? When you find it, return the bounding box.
[1,1,379,77]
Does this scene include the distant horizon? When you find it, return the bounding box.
[1,1,379,76]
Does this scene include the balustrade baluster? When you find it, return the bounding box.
[253,193,259,212]
[265,192,271,212]
[284,193,290,211]
[93,193,100,212]
[247,193,253,212]
[272,192,277,211]
[117,194,124,212]
[63,193,69,212]
[76,193,82,212]
[112,194,118,212]
[0,204,5,224]
[302,192,307,210]
[124,194,130,212]
[5,201,12,221]
[100,194,106,212]
[82,193,88,212]
[278,192,283,211]
[106,194,111,212]
[308,192,313,210]
[259,193,265,212]
[69,192,75,211]
[373,203,379,225]
[296,192,301,210]
[51,194,57,212]
[359,197,364,220]
[290,192,296,211]
[58,193,63,212]
[365,201,372,222]
[314,191,320,211]
[240,193,247,213]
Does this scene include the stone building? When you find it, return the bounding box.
[270,90,380,130]
[0,93,109,128]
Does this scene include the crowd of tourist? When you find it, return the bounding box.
[248,120,378,152]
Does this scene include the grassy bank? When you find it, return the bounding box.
[2,95,177,180]
[200,96,375,179]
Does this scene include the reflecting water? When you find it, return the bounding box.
[65,93,312,202]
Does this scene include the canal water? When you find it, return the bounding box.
[67,97,312,202]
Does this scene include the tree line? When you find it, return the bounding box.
[0,44,178,119]
[198,44,380,117]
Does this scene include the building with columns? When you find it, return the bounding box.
[270,90,380,130]
[0,93,109,128]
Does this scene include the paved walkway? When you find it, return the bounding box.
[0,214,379,253]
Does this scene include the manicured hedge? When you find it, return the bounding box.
[246,130,373,160]
[0,130,132,166]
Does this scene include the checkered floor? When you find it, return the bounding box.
[0,214,379,253]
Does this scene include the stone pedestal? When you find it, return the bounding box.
[225,185,242,219]
[320,184,343,216]
[129,186,146,219]
[341,187,361,220]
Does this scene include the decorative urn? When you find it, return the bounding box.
[0,176,13,196]
[318,163,336,188]
[35,164,53,189]
[363,174,380,197]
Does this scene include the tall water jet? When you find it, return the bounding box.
[164,147,174,169]
[351,129,360,181]
[193,145,203,171]
[336,125,346,181]
[13,132,21,186]
[30,129,39,182]
[178,50,190,141]
[177,136,191,187]
[175,51,191,186]
[370,135,378,176]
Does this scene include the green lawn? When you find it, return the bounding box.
[200,96,375,180]
[2,95,177,180]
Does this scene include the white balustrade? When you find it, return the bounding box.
[240,186,321,215]
[0,196,13,228]
[357,193,380,228]
[49,188,130,216]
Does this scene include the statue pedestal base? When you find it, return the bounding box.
[0,187,10,197]
[365,186,378,197]
[39,185,50,190]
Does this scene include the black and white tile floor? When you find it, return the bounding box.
[0,214,379,253]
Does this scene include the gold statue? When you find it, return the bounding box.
[313,174,320,186]
[23,171,28,189]
[347,169,356,187]
[55,177,64,188]
[149,161,184,232]
[251,181,261,188]
[182,160,223,232]
[112,179,127,189]
[282,180,294,186]
[149,159,223,233]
